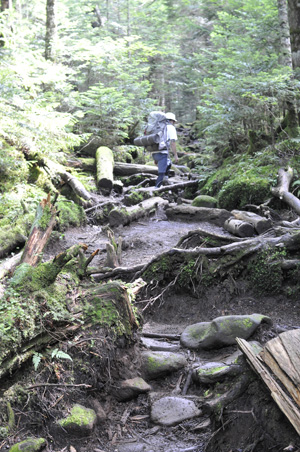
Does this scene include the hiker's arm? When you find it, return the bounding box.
[170,140,178,163]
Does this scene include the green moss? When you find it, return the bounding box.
[9,437,46,452]
[247,246,286,295]
[58,404,96,429]
[192,195,217,208]
[56,199,86,230]
[124,190,146,206]
[200,152,279,208]
[218,176,271,210]
[197,365,228,375]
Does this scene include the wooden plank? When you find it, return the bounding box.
[237,338,300,436]
[264,335,300,386]
[280,330,300,381]
[262,348,300,406]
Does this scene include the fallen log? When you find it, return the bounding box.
[224,217,255,238]
[114,162,159,177]
[21,194,57,266]
[165,205,231,227]
[231,210,272,234]
[271,167,300,215]
[41,158,95,203]
[0,252,22,280]
[108,197,169,227]
[96,146,114,194]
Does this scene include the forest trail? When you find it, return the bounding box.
[37,210,300,452]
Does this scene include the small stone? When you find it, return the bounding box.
[151,396,201,426]
[141,337,180,352]
[114,377,151,401]
[141,351,187,379]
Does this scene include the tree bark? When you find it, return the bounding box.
[21,195,57,267]
[96,146,114,194]
[45,0,56,61]
[278,0,293,67]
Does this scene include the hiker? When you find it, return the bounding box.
[152,112,178,188]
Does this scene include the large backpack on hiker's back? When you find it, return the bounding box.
[134,111,168,152]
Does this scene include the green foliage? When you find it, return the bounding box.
[247,246,286,295]
[0,145,28,193]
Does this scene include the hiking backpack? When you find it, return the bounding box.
[134,111,168,152]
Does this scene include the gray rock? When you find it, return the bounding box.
[192,361,241,384]
[115,377,151,401]
[180,314,272,350]
[151,396,201,426]
[115,444,154,452]
[141,337,180,352]
[141,351,187,379]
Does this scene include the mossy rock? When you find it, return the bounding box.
[9,437,46,452]
[141,351,187,380]
[57,404,97,435]
[218,176,271,211]
[192,195,217,208]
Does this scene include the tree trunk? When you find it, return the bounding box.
[278,0,293,67]
[114,162,159,177]
[21,195,57,266]
[45,0,56,61]
[96,146,114,194]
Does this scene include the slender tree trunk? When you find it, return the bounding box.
[278,0,293,67]
[45,0,56,61]
[287,0,300,69]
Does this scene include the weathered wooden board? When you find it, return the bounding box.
[264,331,300,386]
[237,336,300,436]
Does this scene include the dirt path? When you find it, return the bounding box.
[34,215,300,451]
